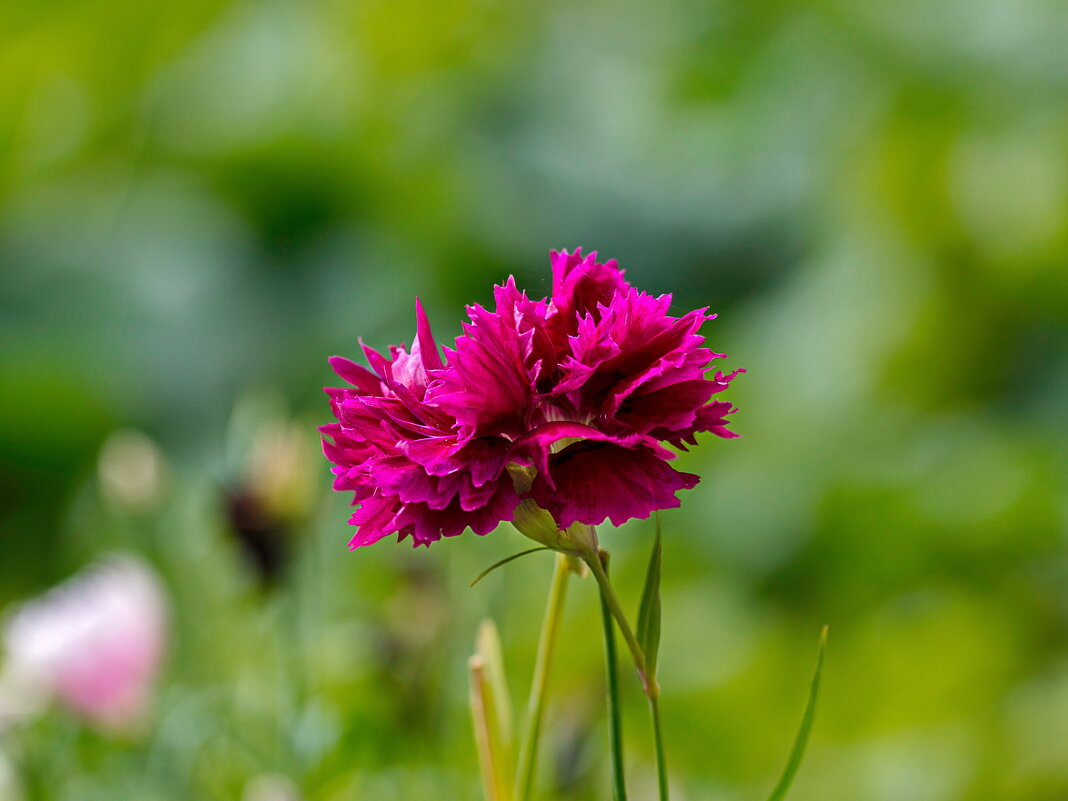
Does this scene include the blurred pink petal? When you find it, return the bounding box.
[1,554,168,733]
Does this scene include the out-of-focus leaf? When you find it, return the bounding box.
[635,514,663,681]
[765,626,829,801]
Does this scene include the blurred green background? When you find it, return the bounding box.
[2,0,1067,798]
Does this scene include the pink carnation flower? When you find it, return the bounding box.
[322,249,742,547]
[0,555,168,732]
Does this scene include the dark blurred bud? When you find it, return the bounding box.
[224,487,290,586]
[222,394,317,587]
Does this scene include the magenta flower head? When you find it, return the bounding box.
[321,249,743,550]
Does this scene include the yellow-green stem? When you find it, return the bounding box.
[514,552,571,801]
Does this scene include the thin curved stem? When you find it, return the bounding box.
[583,550,654,697]
[598,554,628,801]
[514,552,572,801]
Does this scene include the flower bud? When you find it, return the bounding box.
[507,465,598,556]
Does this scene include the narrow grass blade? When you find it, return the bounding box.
[470,655,508,801]
[635,515,663,681]
[477,619,514,762]
[471,548,551,587]
[765,625,828,801]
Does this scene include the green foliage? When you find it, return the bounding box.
[2,0,1068,798]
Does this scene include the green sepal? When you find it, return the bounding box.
[635,514,663,683]
[506,464,598,555]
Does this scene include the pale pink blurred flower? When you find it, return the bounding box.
[0,555,168,733]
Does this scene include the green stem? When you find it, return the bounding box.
[648,694,670,801]
[514,552,572,801]
[586,547,668,801]
[598,554,628,801]
[583,551,653,697]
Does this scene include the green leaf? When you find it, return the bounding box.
[764,625,829,801]
[471,547,552,587]
[635,514,663,681]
